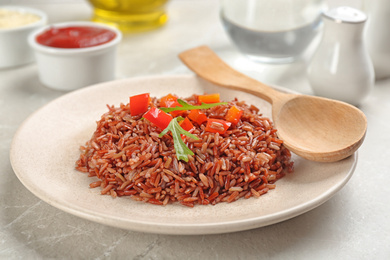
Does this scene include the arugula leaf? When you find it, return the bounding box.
[159,117,199,162]
[160,99,227,113]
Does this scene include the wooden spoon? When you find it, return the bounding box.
[179,46,367,162]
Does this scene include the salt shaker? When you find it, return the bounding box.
[364,0,390,80]
[307,6,374,106]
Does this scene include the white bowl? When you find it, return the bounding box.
[0,6,47,69]
[28,21,122,91]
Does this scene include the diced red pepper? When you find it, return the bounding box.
[225,105,243,125]
[179,117,195,132]
[188,109,207,125]
[205,119,231,134]
[198,93,220,104]
[159,93,183,117]
[130,93,150,116]
[143,107,172,130]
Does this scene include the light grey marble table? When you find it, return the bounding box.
[1,0,389,259]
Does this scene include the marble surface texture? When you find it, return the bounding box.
[1,0,389,259]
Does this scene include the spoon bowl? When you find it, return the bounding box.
[179,46,367,162]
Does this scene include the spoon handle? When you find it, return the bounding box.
[179,46,286,104]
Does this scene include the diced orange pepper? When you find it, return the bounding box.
[179,117,195,132]
[198,93,220,104]
[188,109,207,125]
[159,93,183,117]
[160,94,178,107]
[205,119,231,134]
[225,105,243,125]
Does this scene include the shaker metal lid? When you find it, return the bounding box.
[323,6,367,24]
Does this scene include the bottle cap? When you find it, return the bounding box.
[324,6,367,24]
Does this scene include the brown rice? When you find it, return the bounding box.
[75,94,294,207]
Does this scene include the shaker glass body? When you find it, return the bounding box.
[220,0,325,64]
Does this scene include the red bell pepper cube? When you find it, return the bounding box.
[205,119,231,134]
[143,107,172,130]
[130,93,150,116]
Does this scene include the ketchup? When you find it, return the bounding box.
[36,26,116,48]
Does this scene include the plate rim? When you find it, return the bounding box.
[9,74,357,235]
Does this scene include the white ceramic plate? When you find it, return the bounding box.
[10,75,357,235]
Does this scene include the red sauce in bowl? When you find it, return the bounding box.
[36,26,116,48]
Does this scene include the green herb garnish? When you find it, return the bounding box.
[159,117,199,162]
[160,99,227,113]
